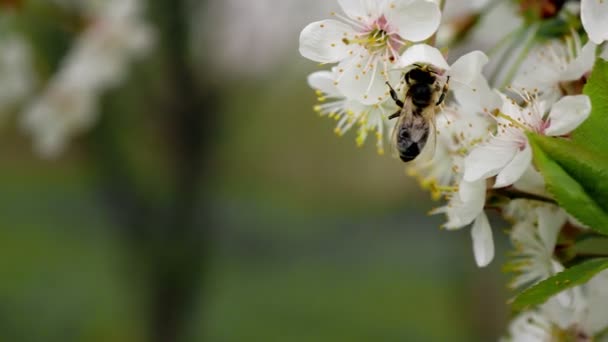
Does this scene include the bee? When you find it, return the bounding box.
[386,64,449,162]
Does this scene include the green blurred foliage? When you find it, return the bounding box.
[0,1,511,341]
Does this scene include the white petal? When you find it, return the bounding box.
[459,179,486,204]
[336,57,393,105]
[299,20,356,63]
[399,44,449,70]
[449,51,502,113]
[441,180,486,230]
[338,0,379,20]
[561,41,597,81]
[449,50,488,85]
[581,0,608,44]
[513,165,548,198]
[385,0,441,42]
[463,140,518,182]
[494,143,532,188]
[471,212,494,267]
[545,95,591,136]
[536,206,566,253]
[307,70,341,96]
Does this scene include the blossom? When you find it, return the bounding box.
[463,93,591,188]
[581,0,608,44]
[503,270,608,341]
[22,0,153,157]
[433,178,495,267]
[505,201,567,289]
[308,69,397,153]
[299,0,441,104]
[501,311,556,342]
[514,35,596,100]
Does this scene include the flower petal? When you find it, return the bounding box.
[463,140,518,182]
[536,206,566,253]
[581,0,608,44]
[299,20,356,63]
[494,142,532,188]
[449,50,488,85]
[459,179,486,204]
[399,44,449,70]
[471,212,494,267]
[338,0,379,20]
[337,57,396,105]
[545,95,591,136]
[449,50,502,113]
[307,70,341,96]
[441,180,486,230]
[561,41,597,81]
[385,0,441,42]
[513,165,548,198]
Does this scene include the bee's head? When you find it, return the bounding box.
[405,64,436,85]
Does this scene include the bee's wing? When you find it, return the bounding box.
[417,107,438,162]
[389,98,414,158]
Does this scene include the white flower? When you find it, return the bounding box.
[581,0,608,44]
[463,93,591,188]
[299,0,441,104]
[505,201,567,289]
[517,270,608,341]
[22,0,154,157]
[308,69,397,154]
[437,179,495,267]
[514,35,596,101]
[502,311,555,342]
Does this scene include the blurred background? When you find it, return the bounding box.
[0,0,513,341]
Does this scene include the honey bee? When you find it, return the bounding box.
[386,64,449,162]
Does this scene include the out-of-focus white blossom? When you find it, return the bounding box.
[504,270,608,341]
[0,35,35,116]
[514,35,596,102]
[22,0,154,157]
[505,201,567,289]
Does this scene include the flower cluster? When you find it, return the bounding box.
[300,0,608,340]
[21,0,153,157]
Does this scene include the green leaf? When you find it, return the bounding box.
[511,258,608,311]
[574,59,608,155]
[530,134,608,212]
[528,136,608,235]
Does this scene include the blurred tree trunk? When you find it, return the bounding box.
[148,0,214,340]
[90,0,216,341]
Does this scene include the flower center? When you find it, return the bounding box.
[342,16,403,63]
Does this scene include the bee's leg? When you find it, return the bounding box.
[386,82,404,108]
[436,76,450,106]
[388,109,401,120]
